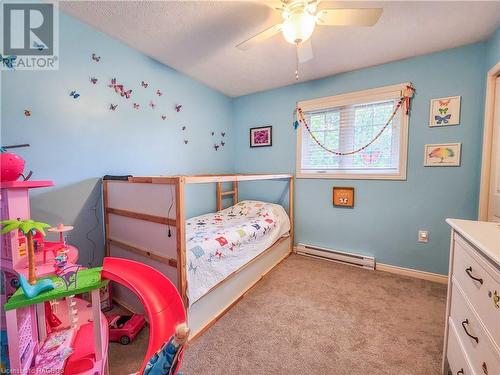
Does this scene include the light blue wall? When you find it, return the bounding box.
[233,43,487,275]
[486,27,500,70]
[2,13,498,275]
[1,13,234,266]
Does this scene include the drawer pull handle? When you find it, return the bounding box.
[457,369,464,375]
[488,290,499,308]
[461,319,479,343]
[482,362,488,374]
[465,267,483,285]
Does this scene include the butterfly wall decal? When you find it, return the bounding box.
[211,131,215,136]
[161,115,166,120]
[149,101,156,109]
[133,103,140,109]
[221,132,225,137]
[91,53,100,62]
[156,89,162,96]
[438,99,450,107]
[1,54,17,69]
[175,104,182,112]
[434,114,451,124]
[182,126,186,131]
[184,140,189,144]
[90,77,98,84]
[24,110,31,117]
[33,41,45,51]
[108,78,122,92]
[109,104,118,111]
[122,89,132,99]
[221,141,225,147]
[214,144,220,151]
[109,78,132,98]
[141,81,148,88]
[69,91,80,99]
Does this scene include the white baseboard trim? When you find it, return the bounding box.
[376,263,448,284]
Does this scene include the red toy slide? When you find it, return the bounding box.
[101,257,186,374]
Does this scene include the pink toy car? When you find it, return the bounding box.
[107,313,146,345]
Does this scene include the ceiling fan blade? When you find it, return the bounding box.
[297,39,313,63]
[263,0,287,11]
[316,8,383,26]
[236,23,283,50]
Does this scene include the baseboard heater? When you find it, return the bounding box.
[295,243,375,270]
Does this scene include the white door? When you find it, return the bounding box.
[488,76,500,222]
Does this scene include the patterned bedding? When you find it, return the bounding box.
[186,200,290,305]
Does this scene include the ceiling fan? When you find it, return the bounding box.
[236,0,383,78]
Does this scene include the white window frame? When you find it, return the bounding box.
[296,83,410,180]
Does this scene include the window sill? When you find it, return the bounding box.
[296,172,407,181]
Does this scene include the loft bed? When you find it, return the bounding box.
[103,174,294,339]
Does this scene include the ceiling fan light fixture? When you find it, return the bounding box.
[282,11,316,44]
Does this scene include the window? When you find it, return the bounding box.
[296,83,409,180]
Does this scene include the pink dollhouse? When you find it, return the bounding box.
[1,180,56,370]
[0,180,79,283]
[4,267,109,374]
[1,180,108,374]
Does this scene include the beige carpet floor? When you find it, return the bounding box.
[109,254,447,375]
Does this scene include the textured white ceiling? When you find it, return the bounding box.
[60,1,500,97]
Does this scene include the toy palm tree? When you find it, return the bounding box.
[1,219,51,285]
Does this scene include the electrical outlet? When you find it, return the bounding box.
[418,230,429,243]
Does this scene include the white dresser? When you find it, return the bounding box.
[443,219,500,375]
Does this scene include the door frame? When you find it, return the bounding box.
[479,61,500,220]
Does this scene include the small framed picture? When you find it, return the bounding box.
[429,96,461,127]
[250,126,272,147]
[424,143,461,166]
[333,187,355,208]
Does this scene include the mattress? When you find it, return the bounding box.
[186,200,291,305]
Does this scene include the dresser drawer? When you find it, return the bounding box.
[453,234,500,345]
[447,318,476,375]
[450,282,500,375]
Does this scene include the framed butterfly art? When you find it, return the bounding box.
[332,187,354,208]
[429,96,460,127]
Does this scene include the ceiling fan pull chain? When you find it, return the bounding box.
[295,42,300,80]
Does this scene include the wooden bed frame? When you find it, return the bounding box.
[103,174,294,338]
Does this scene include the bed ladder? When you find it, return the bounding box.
[216,181,238,211]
